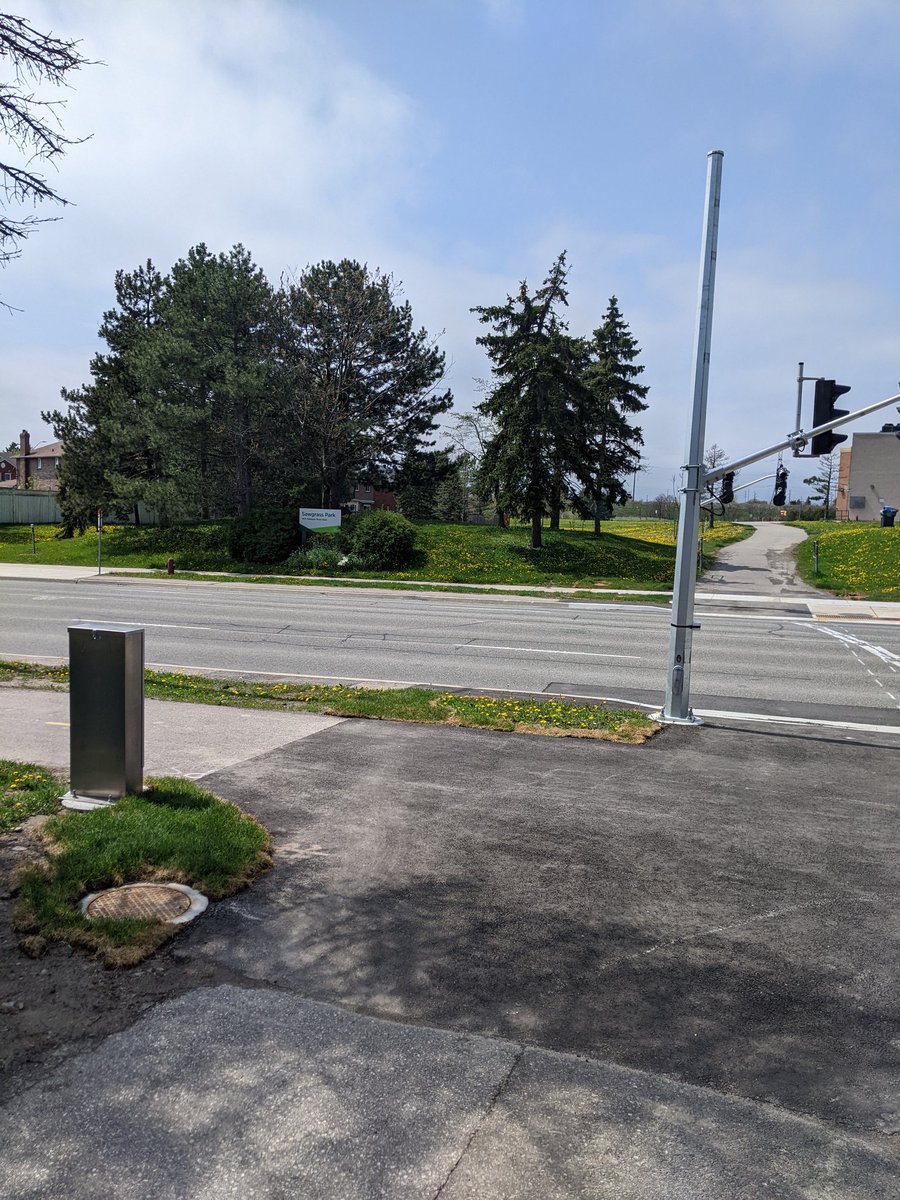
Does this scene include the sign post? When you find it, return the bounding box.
[97,508,103,575]
[298,508,341,550]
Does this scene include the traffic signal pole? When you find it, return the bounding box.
[659,151,900,726]
[659,387,900,725]
[701,392,900,486]
[661,150,724,724]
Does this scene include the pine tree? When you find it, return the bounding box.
[273,260,451,507]
[473,253,590,549]
[571,296,649,535]
[153,244,273,518]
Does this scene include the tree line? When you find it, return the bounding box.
[46,246,648,543]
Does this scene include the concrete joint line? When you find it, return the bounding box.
[431,1044,526,1199]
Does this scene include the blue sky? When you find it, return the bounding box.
[3,0,899,499]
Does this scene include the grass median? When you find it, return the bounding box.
[0,659,660,743]
[789,521,900,600]
[8,772,272,966]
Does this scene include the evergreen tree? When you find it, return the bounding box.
[473,253,590,548]
[434,466,469,523]
[44,260,170,531]
[152,244,273,518]
[571,296,649,535]
[273,260,451,507]
[394,446,455,520]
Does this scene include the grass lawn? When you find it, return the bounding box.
[12,776,272,965]
[0,760,65,833]
[0,518,751,590]
[0,660,660,743]
[789,521,900,599]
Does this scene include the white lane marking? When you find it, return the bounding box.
[141,622,216,632]
[811,623,900,668]
[690,707,900,735]
[459,644,644,660]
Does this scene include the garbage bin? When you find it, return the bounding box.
[62,623,144,810]
[880,506,897,528]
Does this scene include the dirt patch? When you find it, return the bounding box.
[0,823,249,1104]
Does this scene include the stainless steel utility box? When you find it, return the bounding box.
[65,623,144,807]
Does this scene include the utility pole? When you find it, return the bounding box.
[661,150,723,724]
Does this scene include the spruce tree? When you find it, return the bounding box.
[573,296,649,535]
[473,253,590,549]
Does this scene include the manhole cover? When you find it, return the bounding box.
[80,883,208,924]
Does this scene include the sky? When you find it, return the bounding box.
[2,0,900,500]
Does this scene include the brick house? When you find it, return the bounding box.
[15,429,64,491]
[348,483,396,512]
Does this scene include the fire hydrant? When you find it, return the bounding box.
[166,558,175,576]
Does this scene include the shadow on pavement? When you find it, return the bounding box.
[190,720,899,1136]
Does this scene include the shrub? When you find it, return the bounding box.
[343,509,416,569]
[227,509,301,564]
[284,545,366,574]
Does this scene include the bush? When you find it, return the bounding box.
[342,509,416,569]
[227,509,301,564]
[284,545,366,574]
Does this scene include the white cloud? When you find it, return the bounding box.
[0,0,432,437]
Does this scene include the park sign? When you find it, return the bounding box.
[299,508,342,534]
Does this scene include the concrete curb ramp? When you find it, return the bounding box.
[0,985,892,1199]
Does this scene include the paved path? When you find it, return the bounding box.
[1,985,893,1200]
[1,697,898,1196]
[701,522,815,595]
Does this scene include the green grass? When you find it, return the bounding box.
[0,521,234,571]
[0,760,65,833]
[0,518,751,589]
[789,521,900,599]
[0,660,659,742]
[12,776,272,965]
[123,570,674,602]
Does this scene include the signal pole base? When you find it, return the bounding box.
[654,709,704,727]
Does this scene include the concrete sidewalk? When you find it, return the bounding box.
[1,985,893,1199]
[1,689,898,1197]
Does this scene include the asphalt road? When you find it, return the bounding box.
[2,577,900,725]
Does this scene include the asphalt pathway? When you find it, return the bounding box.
[3,696,897,1197]
[701,522,817,595]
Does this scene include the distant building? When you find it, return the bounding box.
[836,431,900,520]
[348,483,396,512]
[14,429,64,492]
[0,453,16,486]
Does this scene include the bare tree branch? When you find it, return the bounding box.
[0,11,92,285]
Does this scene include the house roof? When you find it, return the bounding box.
[19,440,63,458]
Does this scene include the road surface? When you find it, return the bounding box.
[2,576,899,728]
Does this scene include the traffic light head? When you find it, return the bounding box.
[719,471,735,505]
[811,379,850,455]
[772,465,788,507]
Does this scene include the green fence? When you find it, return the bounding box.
[0,490,158,525]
